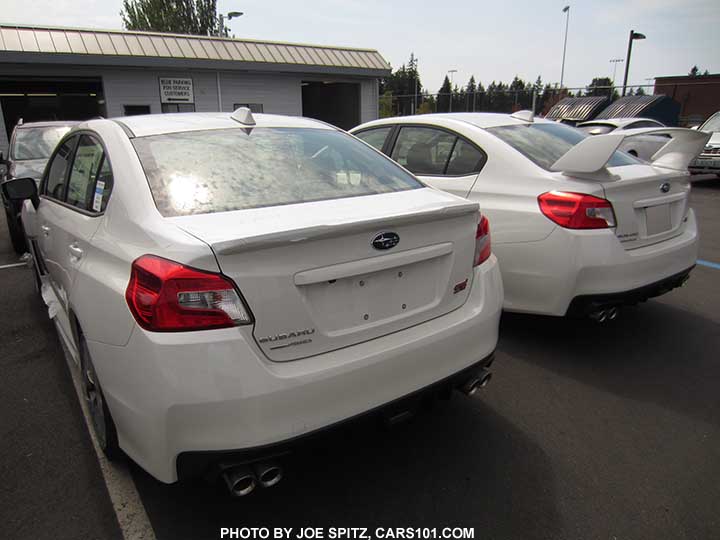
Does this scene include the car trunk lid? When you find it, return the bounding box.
[599,164,690,250]
[170,189,479,361]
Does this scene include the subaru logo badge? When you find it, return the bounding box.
[660,182,671,193]
[372,232,400,250]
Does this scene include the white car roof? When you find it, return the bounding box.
[578,117,663,129]
[99,112,335,138]
[356,112,556,131]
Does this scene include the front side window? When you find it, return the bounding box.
[132,127,422,217]
[487,122,639,170]
[354,127,392,151]
[66,136,105,211]
[44,137,77,200]
[391,127,456,175]
[11,126,72,161]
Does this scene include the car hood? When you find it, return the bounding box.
[11,159,48,182]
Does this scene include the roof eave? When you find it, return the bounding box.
[0,51,390,77]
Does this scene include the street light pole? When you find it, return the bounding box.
[560,5,570,88]
[218,11,244,37]
[448,69,457,112]
[622,29,646,96]
[609,58,624,83]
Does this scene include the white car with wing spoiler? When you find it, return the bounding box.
[351,113,709,319]
[1,110,503,492]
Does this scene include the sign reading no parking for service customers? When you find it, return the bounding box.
[159,77,194,103]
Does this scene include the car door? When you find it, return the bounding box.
[388,126,486,198]
[37,134,110,346]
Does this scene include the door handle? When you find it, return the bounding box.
[68,243,84,260]
[40,225,51,236]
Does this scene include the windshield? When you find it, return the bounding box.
[487,122,639,170]
[700,113,720,132]
[132,127,423,217]
[577,124,615,135]
[11,126,72,161]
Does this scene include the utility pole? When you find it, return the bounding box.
[622,30,646,96]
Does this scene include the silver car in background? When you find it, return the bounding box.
[1,120,77,253]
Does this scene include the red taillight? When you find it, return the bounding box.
[125,255,252,332]
[474,214,491,267]
[538,191,616,229]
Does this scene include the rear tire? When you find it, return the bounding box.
[5,205,27,254]
[79,333,122,461]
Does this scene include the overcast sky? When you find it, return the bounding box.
[2,0,719,92]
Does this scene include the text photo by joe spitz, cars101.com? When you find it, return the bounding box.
[1,0,719,539]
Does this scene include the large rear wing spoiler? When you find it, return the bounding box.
[551,127,711,174]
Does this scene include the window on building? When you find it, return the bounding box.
[233,103,264,113]
[161,103,196,113]
[123,105,151,116]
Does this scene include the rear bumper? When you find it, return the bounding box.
[566,266,693,316]
[87,256,503,483]
[497,210,698,316]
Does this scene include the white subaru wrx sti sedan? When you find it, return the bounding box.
[2,110,502,493]
[351,113,709,320]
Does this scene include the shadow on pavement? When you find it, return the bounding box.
[131,397,561,540]
[498,299,720,428]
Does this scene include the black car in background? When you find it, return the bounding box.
[0,121,76,253]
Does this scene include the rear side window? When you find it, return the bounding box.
[488,123,638,170]
[44,137,77,200]
[132,127,422,217]
[67,136,105,210]
[446,139,487,176]
[391,127,456,175]
[354,127,392,151]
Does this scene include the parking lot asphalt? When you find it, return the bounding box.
[1,179,719,540]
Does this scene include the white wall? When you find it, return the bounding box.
[0,63,380,142]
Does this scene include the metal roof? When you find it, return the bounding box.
[0,24,390,76]
[594,95,665,119]
[545,96,610,122]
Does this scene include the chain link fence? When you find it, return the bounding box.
[379,82,715,127]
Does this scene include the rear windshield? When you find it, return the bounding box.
[487,122,638,170]
[11,126,72,160]
[132,127,423,216]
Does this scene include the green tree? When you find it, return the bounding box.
[437,76,452,112]
[121,0,219,36]
[586,77,616,98]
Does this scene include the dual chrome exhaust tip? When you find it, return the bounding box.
[589,306,619,323]
[221,461,284,497]
[460,369,492,396]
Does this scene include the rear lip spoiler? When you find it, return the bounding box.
[551,127,712,174]
[191,200,479,255]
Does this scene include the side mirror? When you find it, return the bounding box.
[1,177,40,209]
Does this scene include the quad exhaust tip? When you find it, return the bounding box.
[223,465,256,497]
[253,462,283,488]
[461,370,492,396]
[590,306,618,323]
[221,461,284,496]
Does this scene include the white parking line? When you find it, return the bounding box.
[56,322,157,540]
